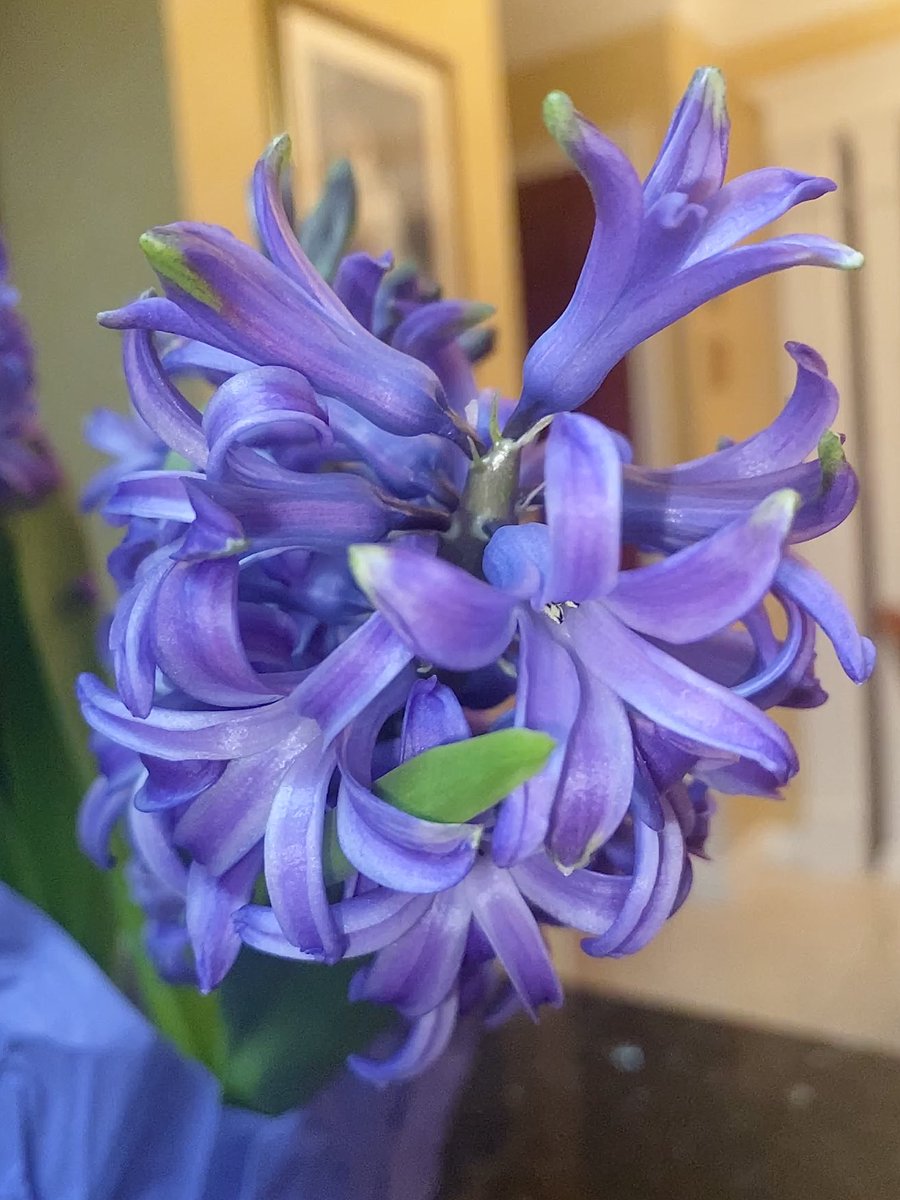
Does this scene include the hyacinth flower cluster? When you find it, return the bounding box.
[78,68,874,1085]
[0,233,58,507]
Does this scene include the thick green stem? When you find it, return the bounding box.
[442,437,521,576]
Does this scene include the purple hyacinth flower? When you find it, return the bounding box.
[0,233,59,506]
[352,411,800,869]
[506,69,862,437]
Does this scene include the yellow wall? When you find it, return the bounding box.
[159,0,525,398]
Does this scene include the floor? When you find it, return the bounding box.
[443,993,900,1199]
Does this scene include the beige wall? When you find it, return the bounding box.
[0,0,179,573]
[159,0,525,398]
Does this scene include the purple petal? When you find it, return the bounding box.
[351,887,470,1017]
[462,859,562,1017]
[161,339,252,384]
[611,799,686,956]
[776,553,875,682]
[548,661,634,870]
[153,558,284,706]
[109,548,176,718]
[137,756,226,812]
[605,489,798,643]
[644,68,729,204]
[511,95,643,433]
[264,743,342,960]
[173,481,247,561]
[236,888,432,960]
[77,775,135,868]
[348,992,458,1086]
[77,673,319,762]
[568,602,798,779]
[687,171,836,263]
[250,135,344,310]
[492,612,579,867]
[350,544,517,671]
[542,413,622,602]
[337,775,481,893]
[104,470,197,524]
[640,343,838,483]
[600,235,863,387]
[482,522,550,601]
[122,327,207,465]
[400,676,471,758]
[512,853,629,935]
[185,845,262,991]
[581,817,660,957]
[202,366,331,479]
[133,224,457,441]
[332,251,392,327]
[127,806,187,896]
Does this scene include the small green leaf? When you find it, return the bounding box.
[374,728,555,824]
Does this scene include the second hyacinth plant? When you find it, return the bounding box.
[77,67,873,1093]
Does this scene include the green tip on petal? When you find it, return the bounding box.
[542,90,578,150]
[139,230,222,311]
[817,429,846,484]
[839,246,865,270]
[695,66,727,123]
[265,133,292,169]
[754,487,802,527]
[347,543,385,599]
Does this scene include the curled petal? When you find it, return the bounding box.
[348,992,459,1086]
[610,799,685,956]
[78,774,137,869]
[605,489,798,644]
[350,544,517,671]
[185,845,262,992]
[776,554,875,683]
[202,366,331,479]
[332,251,392,327]
[264,743,341,960]
[236,889,433,960]
[581,817,660,957]
[337,775,481,893]
[351,887,470,1017]
[482,523,550,602]
[400,676,471,758]
[568,602,798,780]
[641,342,838,484]
[153,558,283,707]
[122,327,207,465]
[512,854,630,936]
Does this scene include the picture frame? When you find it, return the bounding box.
[276,4,461,295]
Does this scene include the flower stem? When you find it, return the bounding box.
[442,437,520,576]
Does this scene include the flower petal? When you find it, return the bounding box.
[264,743,341,959]
[568,602,798,780]
[644,67,729,205]
[640,343,838,484]
[463,859,562,1017]
[776,553,875,682]
[351,887,470,1018]
[510,95,643,433]
[542,413,622,603]
[348,992,458,1086]
[185,844,262,992]
[492,612,579,867]
[122,327,207,465]
[350,544,517,671]
[581,817,660,957]
[548,660,634,870]
[512,853,630,936]
[605,489,798,643]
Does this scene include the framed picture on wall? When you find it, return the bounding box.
[276,5,461,294]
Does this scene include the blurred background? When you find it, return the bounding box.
[3,0,900,1193]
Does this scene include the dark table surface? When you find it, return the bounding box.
[442,993,900,1199]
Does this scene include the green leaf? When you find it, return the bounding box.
[374,728,556,824]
